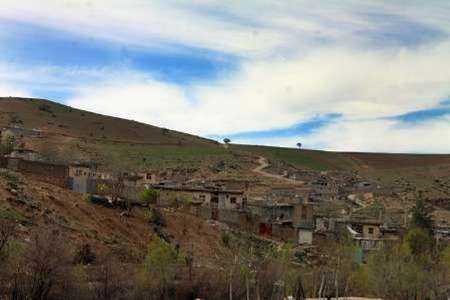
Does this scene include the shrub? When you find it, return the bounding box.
[38,103,53,113]
[83,194,94,204]
[140,189,159,207]
[144,208,165,226]
[221,232,231,247]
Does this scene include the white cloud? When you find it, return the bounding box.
[67,42,450,138]
[2,1,450,152]
[2,1,448,57]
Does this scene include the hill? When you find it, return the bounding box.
[1,97,449,178]
[0,97,239,173]
[233,144,450,171]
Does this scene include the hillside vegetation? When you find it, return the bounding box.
[234,144,450,171]
[1,97,450,174]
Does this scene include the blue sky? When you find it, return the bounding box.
[0,1,450,153]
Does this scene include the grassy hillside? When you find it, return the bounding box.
[1,97,449,174]
[0,97,215,145]
[0,97,236,172]
[234,144,450,171]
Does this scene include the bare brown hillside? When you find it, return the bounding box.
[0,169,227,267]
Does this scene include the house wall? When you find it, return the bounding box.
[10,158,69,188]
[137,173,157,185]
[355,238,384,250]
[362,224,381,238]
[157,190,212,207]
[292,203,314,228]
[298,228,313,244]
[315,217,337,232]
[69,177,97,193]
[218,193,244,210]
[68,166,92,178]
[190,205,213,220]
[272,224,296,243]
[217,209,249,229]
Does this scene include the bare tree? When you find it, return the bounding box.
[0,219,15,262]
[93,255,128,300]
[24,229,72,300]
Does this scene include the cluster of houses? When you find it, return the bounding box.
[3,126,447,255]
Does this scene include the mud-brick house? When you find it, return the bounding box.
[7,149,44,161]
[247,202,295,225]
[153,185,245,209]
[154,185,213,207]
[68,163,98,193]
[217,190,245,210]
[138,172,157,185]
[341,218,386,251]
[247,201,315,244]
[292,202,315,244]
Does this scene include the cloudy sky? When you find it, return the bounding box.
[1,1,450,153]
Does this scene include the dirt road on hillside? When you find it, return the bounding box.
[252,156,304,185]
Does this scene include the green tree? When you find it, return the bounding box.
[140,238,180,299]
[140,189,159,207]
[402,228,433,258]
[0,134,15,155]
[411,191,434,235]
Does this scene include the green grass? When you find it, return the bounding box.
[233,145,331,171]
[91,143,233,171]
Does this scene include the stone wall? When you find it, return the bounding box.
[12,158,69,188]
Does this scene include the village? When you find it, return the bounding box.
[3,124,448,260]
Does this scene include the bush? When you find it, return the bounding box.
[38,103,53,113]
[140,189,159,207]
[144,208,165,226]
[84,194,94,204]
[221,232,231,247]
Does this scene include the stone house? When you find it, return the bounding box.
[153,185,245,209]
[138,172,157,185]
[292,202,315,245]
[7,149,44,161]
[247,201,315,244]
[217,190,245,210]
[68,163,97,193]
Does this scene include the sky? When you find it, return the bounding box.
[0,0,450,153]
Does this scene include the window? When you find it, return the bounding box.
[368,227,374,234]
[230,197,236,204]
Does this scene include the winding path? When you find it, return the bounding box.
[252,156,304,185]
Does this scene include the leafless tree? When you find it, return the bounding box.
[24,229,72,300]
[93,255,128,300]
[0,219,15,262]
